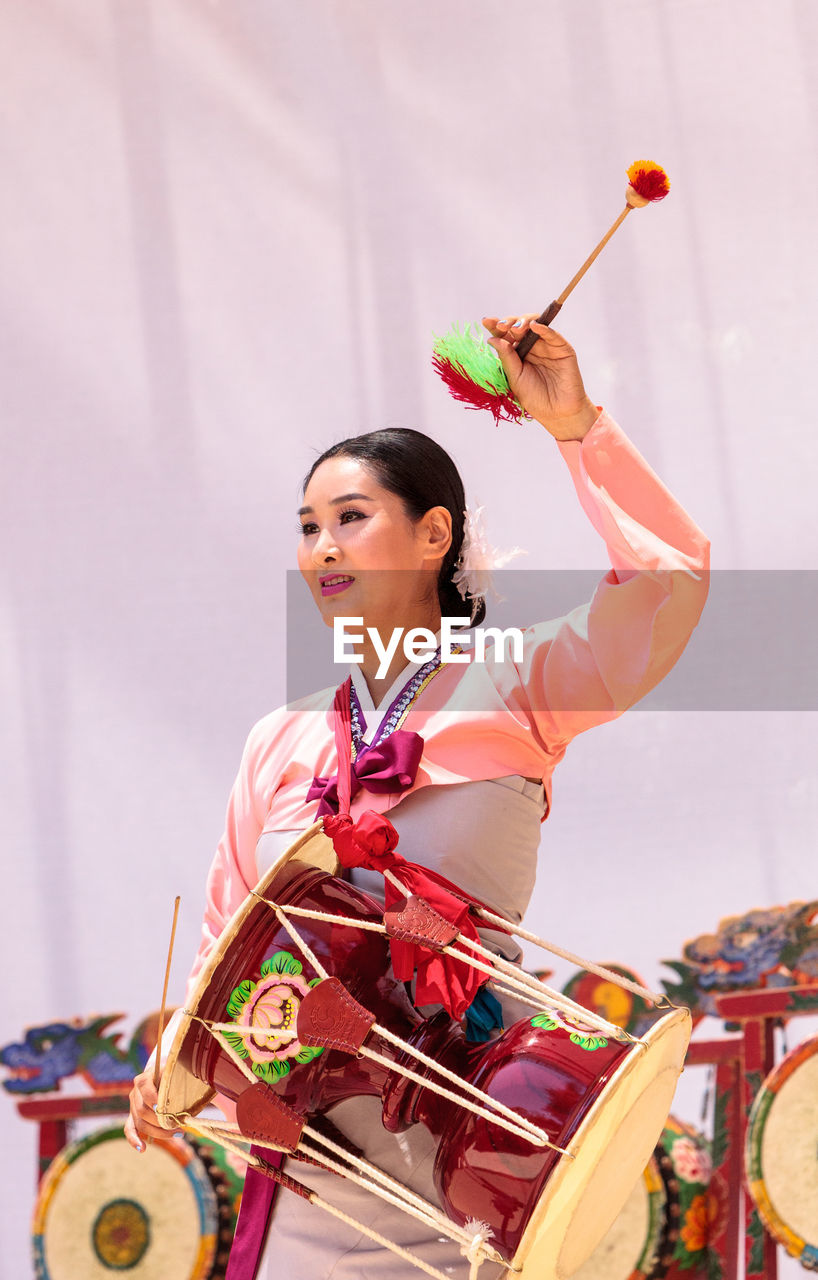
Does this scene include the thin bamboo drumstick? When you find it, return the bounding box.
[153,895,181,1090]
[556,205,632,305]
[514,204,632,360]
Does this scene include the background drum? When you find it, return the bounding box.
[571,1115,712,1280]
[31,1125,241,1280]
[570,1145,676,1280]
[746,1034,818,1271]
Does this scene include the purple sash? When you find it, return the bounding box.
[224,1150,284,1280]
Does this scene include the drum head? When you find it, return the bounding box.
[745,1034,818,1269]
[32,1126,221,1280]
[511,1006,691,1280]
[159,822,337,1122]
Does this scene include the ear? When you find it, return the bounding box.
[419,505,453,567]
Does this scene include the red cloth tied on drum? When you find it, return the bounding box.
[322,679,503,1021]
[323,808,491,1018]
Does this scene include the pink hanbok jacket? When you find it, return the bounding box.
[185,409,709,1001]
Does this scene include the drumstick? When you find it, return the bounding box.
[432,159,671,422]
[512,202,635,361]
[153,895,181,1091]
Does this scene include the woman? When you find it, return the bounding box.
[126,317,709,1279]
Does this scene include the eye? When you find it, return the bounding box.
[298,508,366,536]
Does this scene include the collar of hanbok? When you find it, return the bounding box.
[314,676,504,1020]
[307,636,449,817]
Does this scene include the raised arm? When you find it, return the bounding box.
[482,316,709,747]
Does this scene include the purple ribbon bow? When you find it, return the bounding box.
[307,728,424,816]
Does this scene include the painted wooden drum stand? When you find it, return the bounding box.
[158,825,691,1280]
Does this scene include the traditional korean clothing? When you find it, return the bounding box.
[179,409,708,1279]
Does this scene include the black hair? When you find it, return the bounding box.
[303,428,486,627]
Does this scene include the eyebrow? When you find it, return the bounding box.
[297,492,374,516]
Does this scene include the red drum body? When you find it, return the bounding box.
[161,828,690,1278]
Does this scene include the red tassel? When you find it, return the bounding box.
[431,352,526,426]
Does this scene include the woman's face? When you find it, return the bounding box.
[297,456,451,633]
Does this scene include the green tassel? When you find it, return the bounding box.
[432,323,527,424]
[432,324,510,395]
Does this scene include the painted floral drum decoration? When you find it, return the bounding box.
[220,951,324,1085]
[662,1117,718,1280]
[530,1009,609,1052]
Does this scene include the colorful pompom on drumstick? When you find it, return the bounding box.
[625,159,671,206]
[432,160,670,424]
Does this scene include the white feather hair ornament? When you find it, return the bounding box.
[452,503,526,605]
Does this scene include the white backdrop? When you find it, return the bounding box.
[1,2,817,1277]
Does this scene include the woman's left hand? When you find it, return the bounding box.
[482,315,599,441]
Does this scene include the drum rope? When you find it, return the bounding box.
[297,1132,506,1265]
[307,1194,480,1280]
[462,1222,496,1280]
[172,1114,493,1280]
[376,868,668,1005]
[163,1114,365,1189]
[288,1138,456,1240]
[470,904,670,1006]
[202,1019,298,1043]
[185,997,553,1153]
[170,1115,286,1154]
[273,905,331,981]
[368,1027,553,1145]
[164,1114,284,1161]
[448,936,635,1041]
[181,997,557,1154]
[361,1042,561,1151]
[487,978,560,1013]
[252,891,633,1039]
[297,1125,506,1263]
[250,892,385,936]
[185,1014,264,1086]
[273,904,559,1150]
[486,975,632,1026]
[175,1111,505,1267]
